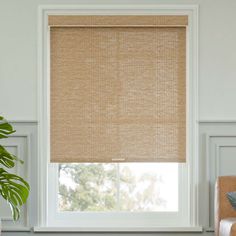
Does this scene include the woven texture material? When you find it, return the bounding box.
[48,15,188,27]
[50,16,187,163]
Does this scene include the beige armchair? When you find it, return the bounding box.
[215,176,236,236]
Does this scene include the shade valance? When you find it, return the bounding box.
[48,15,188,27]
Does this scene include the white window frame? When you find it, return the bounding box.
[37,4,199,232]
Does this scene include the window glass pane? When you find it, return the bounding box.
[119,163,178,211]
[58,164,117,211]
[58,163,178,212]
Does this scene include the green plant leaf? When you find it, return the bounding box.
[0,116,29,221]
[0,145,22,168]
[0,168,30,221]
[8,202,20,221]
[0,117,15,139]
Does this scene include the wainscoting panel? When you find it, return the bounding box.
[0,120,235,236]
[199,122,236,230]
[0,122,37,230]
[219,146,236,175]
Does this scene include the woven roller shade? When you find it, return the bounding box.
[50,15,187,163]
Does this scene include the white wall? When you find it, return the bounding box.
[1,0,236,121]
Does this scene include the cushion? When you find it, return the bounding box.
[220,218,236,236]
[227,192,236,210]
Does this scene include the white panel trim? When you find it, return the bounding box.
[0,132,32,228]
[215,143,236,176]
[205,133,236,230]
[199,119,236,123]
[38,4,199,13]
[7,119,236,124]
[8,120,38,124]
[1,144,20,222]
[2,227,31,232]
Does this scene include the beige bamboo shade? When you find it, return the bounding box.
[48,15,188,27]
[49,15,187,163]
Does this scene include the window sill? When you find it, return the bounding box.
[34,226,203,233]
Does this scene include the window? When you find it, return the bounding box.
[38,6,199,231]
[47,162,188,227]
[58,163,179,212]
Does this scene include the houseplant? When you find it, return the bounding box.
[0,116,30,220]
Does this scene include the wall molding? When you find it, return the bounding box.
[9,120,38,124]
[7,120,236,124]
[205,133,236,230]
[0,131,32,229]
[0,122,38,232]
[7,119,236,124]
[199,119,236,123]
